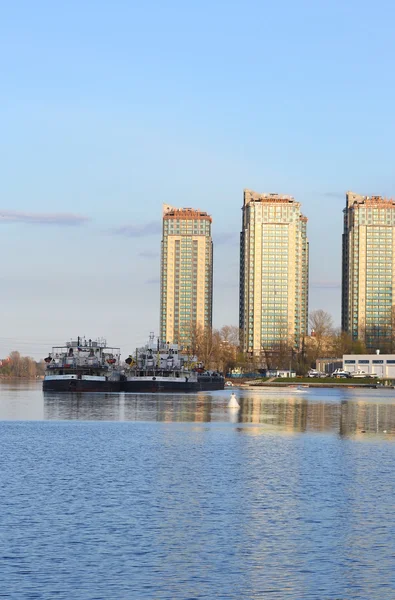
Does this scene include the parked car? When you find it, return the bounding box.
[308,369,326,378]
[350,370,377,379]
[308,369,327,378]
[332,369,352,379]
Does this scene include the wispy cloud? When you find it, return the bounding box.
[321,192,344,199]
[311,280,341,289]
[0,210,90,226]
[145,277,160,284]
[111,221,161,238]
[214,232,239,245]
[138,250,159,259]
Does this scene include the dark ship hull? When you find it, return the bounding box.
[43,375,224,393]
[123,375,225,393]
[197,374,225,391]
[43,378,122,393]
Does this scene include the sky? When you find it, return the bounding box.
[1,0,395,359]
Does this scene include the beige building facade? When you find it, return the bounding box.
[342,191,395,348]
[160,204,213,347]
[239,189,309,354]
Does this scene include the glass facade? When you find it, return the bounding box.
[342,192,395,349]
[160,205,213,347]
[239,190,309,354]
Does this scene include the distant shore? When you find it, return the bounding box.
[0,376,43,380]
[235,382,381,389]
[228,377,388,389]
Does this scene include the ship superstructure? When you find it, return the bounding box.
[124,332,224,393]
[43,337,122,392]
[124,333,199,393]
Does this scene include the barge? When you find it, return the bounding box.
[43,337,122,392]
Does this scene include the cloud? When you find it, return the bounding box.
[321,192,344,199]
[145,277,160,284]
[311,280,341,289]
[0,210,90,226]
[214,232,239,245]
[111,221,161,238]
[138,250,159,259]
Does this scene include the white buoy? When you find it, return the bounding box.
[228,392,240,409]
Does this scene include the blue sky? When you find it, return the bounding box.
[1,0,395,358]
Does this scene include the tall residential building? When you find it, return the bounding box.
[240,189,309,355]
[342,191,395,348]
[160,204,213,347]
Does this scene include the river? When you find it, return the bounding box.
[1,381,394,599]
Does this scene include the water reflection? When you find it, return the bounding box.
[44,392,124,421]
[41,388,395,437]
[123,394,214,423]
[1,381,395,438]
[2,385,395,600]
[340,399,395,437]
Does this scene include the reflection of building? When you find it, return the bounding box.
[240,396,309,431]
[340,400,395,437]
[160,204,213,346]
[342,191,395,348]
[239,189,309,354]
[122,395,213,423]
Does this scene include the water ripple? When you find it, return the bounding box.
[0,384,395,598]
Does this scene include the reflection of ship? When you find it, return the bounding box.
[124,334,224,393]
[44,392,123,420]
[43,337,122,392]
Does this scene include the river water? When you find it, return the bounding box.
[1,381,395,599]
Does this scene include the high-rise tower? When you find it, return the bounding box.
[342,191,395,348]
[239,189,309,355]
[160,204,213,347]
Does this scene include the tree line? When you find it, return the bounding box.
[0,351,45,378]
[181,308,393,376]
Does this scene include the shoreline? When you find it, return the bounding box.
[0,376,43,381]
[234,382,386,389]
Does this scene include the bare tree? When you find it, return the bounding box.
[309,310,334,337]
[214,326,240,374]
[0,351,43,378]
[184,324,241,374]
[308,310,335,361]
[219,325,240,347]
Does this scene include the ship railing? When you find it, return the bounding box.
[47,359,108,369]
[127,367,193,377]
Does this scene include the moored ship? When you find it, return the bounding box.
[123,333,225,393]
[196,370,225,391]
[43,337,122,392]
[124,335,198,393]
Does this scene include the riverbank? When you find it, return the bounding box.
[230,376,385,389]
[0,376,43,380]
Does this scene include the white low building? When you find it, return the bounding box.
[343,352,395,379]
